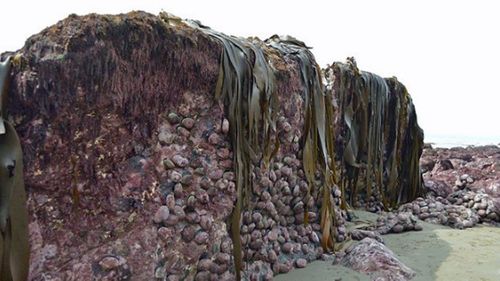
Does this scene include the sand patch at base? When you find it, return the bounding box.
[275,211,500,280]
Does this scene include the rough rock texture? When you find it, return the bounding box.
[421,145,500,198]
[1,12,338,280]
[0,11,425,280]
[339,238,415,281]
[369,145,500,232]
[349,229,383,243]
[411,145,500,227]
[4,12,234,281]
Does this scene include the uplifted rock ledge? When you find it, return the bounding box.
[1,11,424,280]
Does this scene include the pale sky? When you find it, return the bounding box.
[1,0,499,143]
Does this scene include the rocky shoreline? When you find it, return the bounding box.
[314,144,500,280]
[1,9,498,281]
[419,144,500,226]
[369,144,500,233]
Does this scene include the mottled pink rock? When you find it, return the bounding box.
[425,179,453,198]
[1,8,429,280]
[208,169,224,181]
[194,231,210,244]
[181,118,195,129]
[282,242,293,254]
[172,155,189,168]
[295,258,307,268]
[341,238,415,281]
[99,256,123,270]
[153,206,170,224]
[208,133,220,145]
[214,253,231,265]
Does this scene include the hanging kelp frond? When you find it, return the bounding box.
[266,35,339,252]
[181,20,279,280]
[385,77,424,205]
[329,60,388,207]
[328,59,423,210]
[0,57,30,281]
[0,58,10,134]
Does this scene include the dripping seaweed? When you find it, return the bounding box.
[0,57,30,280]
[182,20,280,280]
[180,16,342,277]
[167,15,423,279]
[265,35,339,251]
[329,59,423,210]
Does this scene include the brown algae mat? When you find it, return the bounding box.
[276,211,500,281]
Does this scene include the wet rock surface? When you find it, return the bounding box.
[1,10,428,281]
[421,145,500,198]
[354,145,499,233]
[335,146,500,280]
[338,238,415,281]
[1,11,341,280]
[412,145,500,227]
[373,212,422,234]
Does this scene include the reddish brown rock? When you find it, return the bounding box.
[341,238,415,281]
[421,145,500,197]
[0,9,429,280]
[1,11,234,280]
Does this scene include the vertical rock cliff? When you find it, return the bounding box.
[1,11,423,280]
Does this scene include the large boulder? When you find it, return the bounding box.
[340,238,415,281]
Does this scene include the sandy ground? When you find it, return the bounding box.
[275,211,500,281]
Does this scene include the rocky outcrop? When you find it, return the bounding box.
[1,11,425,280]
[2,12,336,280]
[4,12,232,281]
[357,145,500,232]
[421,145,500,198]
[412,145,500,227]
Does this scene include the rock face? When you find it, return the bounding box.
[5,12,232,281]
[0,11,425,280]
[340,238,415,281]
